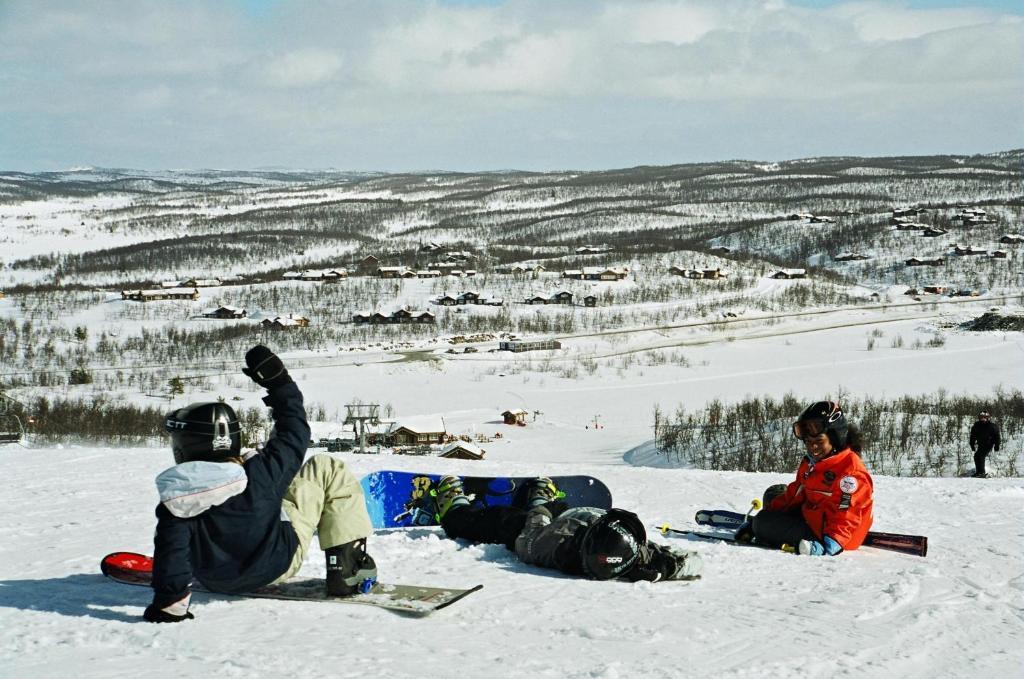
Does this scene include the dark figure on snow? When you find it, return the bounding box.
[144,345,376,623]
[740,401,873,556]
[969,411,1001,478]
[429,476,702,582]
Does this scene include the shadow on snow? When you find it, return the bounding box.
[0,573,160,623]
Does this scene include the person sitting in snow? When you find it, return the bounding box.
[144,345,376,623]
[427,476,702,582]
[739,401,873,556]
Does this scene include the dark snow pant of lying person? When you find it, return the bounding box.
[441,501,703,582]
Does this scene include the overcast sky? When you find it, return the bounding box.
[0,0,1020,172]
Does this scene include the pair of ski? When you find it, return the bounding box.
[658,503,928,557]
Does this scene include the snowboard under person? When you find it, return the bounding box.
[739,401,873,556]
[428,476,702,582]
[968,411,1000,478]
[144,345,376,623]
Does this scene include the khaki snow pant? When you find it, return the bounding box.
[273,454,372,582]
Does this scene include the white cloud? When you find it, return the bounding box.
[829,1,1003,41]
[597,1,723,45]
[0,0,1020,170]
[265,49,345,88]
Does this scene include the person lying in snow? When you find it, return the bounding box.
[739,400,873,556]
[145,345,375,623]
[429,476,702,582]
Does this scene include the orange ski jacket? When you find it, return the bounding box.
[767,448,874,550]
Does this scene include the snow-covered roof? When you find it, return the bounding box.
[124,287,197,297]
[389,415,446,434]
[267,315,307,326]
[440,440,484,456]
[581,266,628,275]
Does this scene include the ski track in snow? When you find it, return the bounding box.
[1,448,1022,678]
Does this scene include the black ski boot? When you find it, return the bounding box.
[325,538,377,596]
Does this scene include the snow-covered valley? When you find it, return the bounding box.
[1,306,1022,678]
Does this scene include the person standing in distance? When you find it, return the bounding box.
[969,411,1001,478]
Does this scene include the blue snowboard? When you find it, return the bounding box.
[361,471,613,529]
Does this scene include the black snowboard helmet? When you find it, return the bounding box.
[579,509,646,580]
[164,402,242,464]
[793,400,848,450]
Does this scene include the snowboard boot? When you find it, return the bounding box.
[325,538,377,596]
[525,477,565,508]
[432,475,471,521]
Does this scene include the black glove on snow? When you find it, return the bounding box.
[624,544,666,582]
[143,604,195,623]
[242,345,291,389]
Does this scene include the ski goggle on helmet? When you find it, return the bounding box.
[164,401,242,464]
[792,401,845,441]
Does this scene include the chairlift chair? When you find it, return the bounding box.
[0,412,26,445]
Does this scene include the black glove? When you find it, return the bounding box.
[242,345,291,389]
[627,543,703,582]
[143,604,195,623]
[625,544,664,582]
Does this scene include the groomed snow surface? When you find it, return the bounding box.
[1,310,1023,678]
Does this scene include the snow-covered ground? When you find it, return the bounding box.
[1,305,1022,678]
[1,448,1021,678]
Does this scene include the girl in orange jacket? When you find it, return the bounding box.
[746,401,873,555]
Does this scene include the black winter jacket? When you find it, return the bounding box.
[150,381,309,608]
[969,420,1001,451]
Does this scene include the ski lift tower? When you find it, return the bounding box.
[344,403,381,454]
[0,393,27,445]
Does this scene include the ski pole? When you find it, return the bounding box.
[656,523,795,553]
